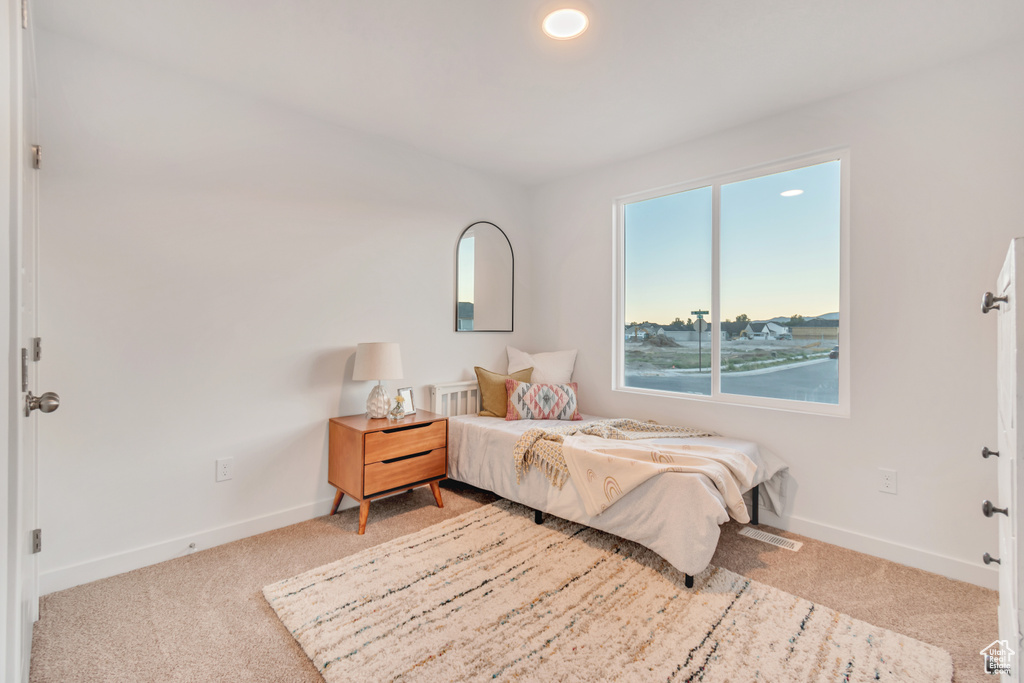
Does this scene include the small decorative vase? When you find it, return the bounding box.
[366,382,390,419]
[388,398,406,421]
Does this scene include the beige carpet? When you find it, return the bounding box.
[30,482,996,682]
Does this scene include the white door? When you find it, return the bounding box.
[19,0,41,624]
[994,237,1023,682]
[7,7,57,682]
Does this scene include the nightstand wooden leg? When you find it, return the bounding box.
[331,489,344,515]
[358,500,370,534]
[429,481,444,508]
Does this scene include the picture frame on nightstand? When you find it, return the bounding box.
[397,386,415,414]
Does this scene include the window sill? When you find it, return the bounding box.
[612,383,850,418]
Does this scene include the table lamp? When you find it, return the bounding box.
[352,342,404,418]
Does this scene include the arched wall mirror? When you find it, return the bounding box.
[455,221,514,332]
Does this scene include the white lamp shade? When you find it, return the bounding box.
[352,342,404,381]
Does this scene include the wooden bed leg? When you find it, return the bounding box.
[685,574,694,589]
[534,509,543,525]
[751,485,760,525]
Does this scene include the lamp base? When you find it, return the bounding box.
[366,383,391,419]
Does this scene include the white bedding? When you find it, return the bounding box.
[448,415,787,576]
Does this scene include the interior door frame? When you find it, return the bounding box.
[5,1,37,681]
[1,0,14,678]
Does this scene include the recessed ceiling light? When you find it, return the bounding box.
[780,189,804,197]
[542,9,589,40]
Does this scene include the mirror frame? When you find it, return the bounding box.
[455,221,514,332]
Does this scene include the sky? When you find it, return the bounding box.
[624,160,840,324]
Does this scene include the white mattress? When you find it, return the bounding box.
[448,415,787,576]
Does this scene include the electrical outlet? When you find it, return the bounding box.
[216,457,233,482]
[878,468,897,494]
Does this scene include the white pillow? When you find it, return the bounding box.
[507,346,577,384]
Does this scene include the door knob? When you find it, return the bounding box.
[982,446,999,458]
[982,499,1008,517]
[982,291,1009,313]
[983,552,1001,565]
[25,391,59,417]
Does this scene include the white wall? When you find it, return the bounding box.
[528,42,1024,588]
[34,33,533,593]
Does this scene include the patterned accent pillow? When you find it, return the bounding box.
[475,366,533,417]
[505,380,582,421]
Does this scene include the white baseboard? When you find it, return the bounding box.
[39,496,342,595]
[757,508,998,590]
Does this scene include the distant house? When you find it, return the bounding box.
[788,314,839,341]
[791,326,839,341]
[744,322,790,340]
[625,324,663,340]
[721,321,749,339]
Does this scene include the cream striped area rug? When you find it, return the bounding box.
[264,501,952,682]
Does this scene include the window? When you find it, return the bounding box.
[614,151,849,414]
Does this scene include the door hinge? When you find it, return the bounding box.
[32,528,41,554]
[21,348,28,392]
[33,337,42,361]
[21,0,28,29]
[31,145,41,170]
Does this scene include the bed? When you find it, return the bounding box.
[430,380,787,586]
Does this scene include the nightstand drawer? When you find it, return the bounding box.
[364,420,447,464]
[364,448,446,495]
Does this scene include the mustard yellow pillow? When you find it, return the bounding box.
[474,366,533,417]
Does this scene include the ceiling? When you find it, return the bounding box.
[33,1,1024,185]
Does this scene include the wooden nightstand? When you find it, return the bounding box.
[328,410,448,534]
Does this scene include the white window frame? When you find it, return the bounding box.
[612,148,851,417]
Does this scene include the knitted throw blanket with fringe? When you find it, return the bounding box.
[513,419,717,489]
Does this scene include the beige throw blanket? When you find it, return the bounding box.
[513,419,716,489]
[562,434,757,521]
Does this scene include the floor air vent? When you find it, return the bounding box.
[738,527,803,551]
